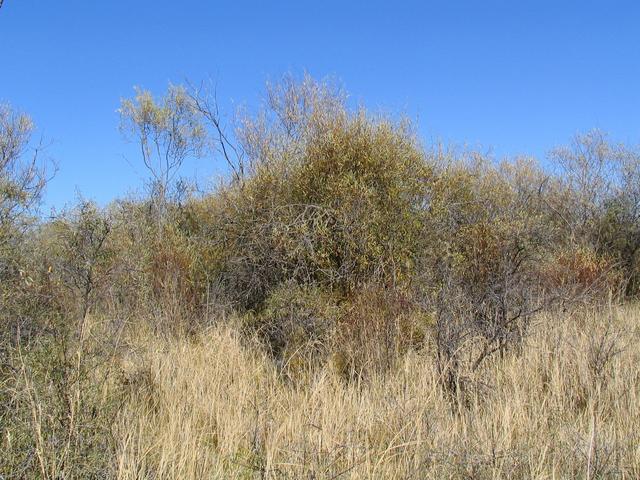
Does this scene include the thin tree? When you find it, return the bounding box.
[119,85,206,223]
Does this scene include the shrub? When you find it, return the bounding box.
[539,246,624,303]
[44,201,114,333]
[332,285,429,379]
[188,76,430,309]
[248,282,340,378]
[547,130,640,297]
[0,104,49,345]
[1,330,120,478]
[416,156,555,396]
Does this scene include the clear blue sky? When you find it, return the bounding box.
[1,1,639,211]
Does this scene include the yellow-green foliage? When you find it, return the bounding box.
[185,80,430,308]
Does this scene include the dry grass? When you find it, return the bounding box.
[113,304,640,479]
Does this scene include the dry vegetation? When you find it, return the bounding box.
[2,75,640,478]
[112,304,640,479]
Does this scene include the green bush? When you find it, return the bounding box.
[187,76,430,309]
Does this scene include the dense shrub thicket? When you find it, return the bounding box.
[1,77,640,477]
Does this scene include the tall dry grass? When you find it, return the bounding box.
[114,304,640,479]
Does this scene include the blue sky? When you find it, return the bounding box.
[1,1,639,211]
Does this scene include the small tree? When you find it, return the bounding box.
[548,131,639,296]
[0,104,47,243]
[597,143,640,295]
[119,86,206,222]
[549,130,622,247]
[418,156,552,398]
[50,201,113,339]
[0,104,49,341]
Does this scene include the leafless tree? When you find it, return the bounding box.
[187,80,246,184]
[549,130,622,245]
